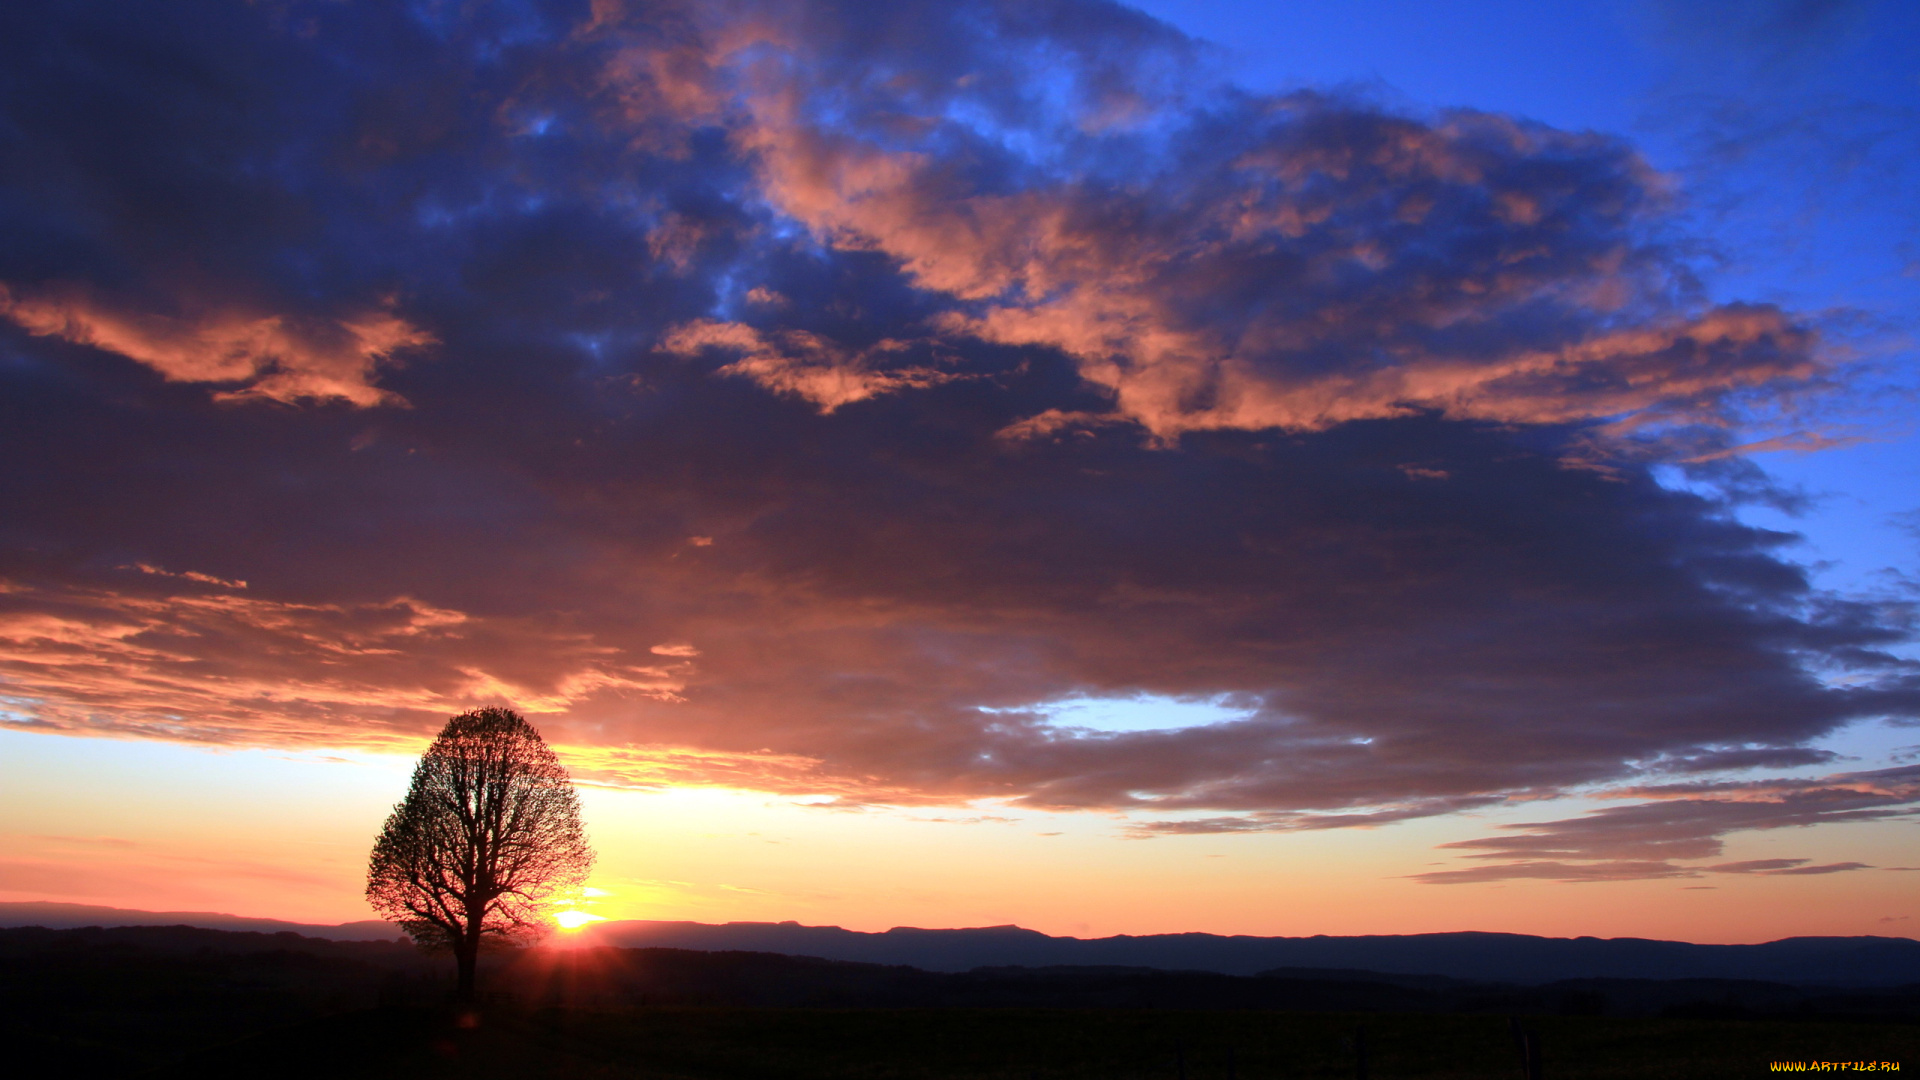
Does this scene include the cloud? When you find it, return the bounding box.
[1637,0,1877,75]
[1412,765,1920,883]
[1651,746,1841,773]
[0,0,1912,858]
[1408,859,1703,885]
[0,284,430,408]
[659,318,963,411]
[1127,798,1508,836]
[0,576,686,749]
[1703,858,1874,875]
[123,563,249,591]
[703,40,1833,444]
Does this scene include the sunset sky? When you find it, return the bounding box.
[2,0,1917,944]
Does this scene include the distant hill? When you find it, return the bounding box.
[0,921,1410,1020]
[0,901,403,941]
[571,920,1920,987]
[3,923,1913,1018]
[5,904,1914,987]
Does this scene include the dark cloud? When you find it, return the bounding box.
[1408,860,1703,885]
[1413,765,1920,883]
[0,0,1914,854]
[1892,509,1920,543]
[1638,0,1875,67]
[1127,798,1509,836]
[1655,746,1840,773]
[1705,858,1875,875]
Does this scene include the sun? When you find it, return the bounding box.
[553,910,606,931]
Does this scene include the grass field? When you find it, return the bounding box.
[139,1006,1915,1079]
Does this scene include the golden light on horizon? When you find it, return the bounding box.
[554,910,606,931]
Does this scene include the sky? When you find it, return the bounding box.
[1,0,1917,944]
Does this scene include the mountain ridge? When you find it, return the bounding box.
[0,901,402,941]
[570,919,1920,986]
[4,902,1913,986]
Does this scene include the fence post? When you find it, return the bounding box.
[1509,1017,1542,1080]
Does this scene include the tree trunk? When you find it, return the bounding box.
[454,936,478,1002]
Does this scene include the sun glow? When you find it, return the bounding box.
[553,909,606,930]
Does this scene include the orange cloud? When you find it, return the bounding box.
[627,47,1829,446]
[0,577,686,750]
[123,563,248,590]
[0,283,431,407]
[556,742,929,802]
[660,318,961,411]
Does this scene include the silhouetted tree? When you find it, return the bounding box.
[367,707,593,1000]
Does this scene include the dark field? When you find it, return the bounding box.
[141,1006,1919,1079]
[3,927,1911,1077]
